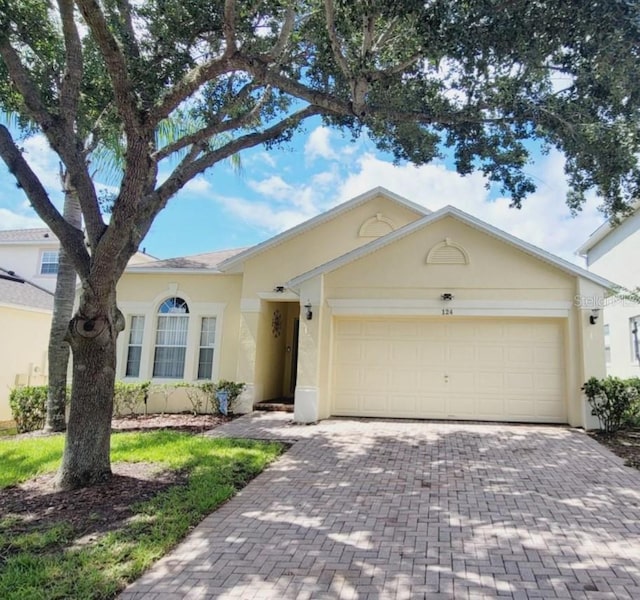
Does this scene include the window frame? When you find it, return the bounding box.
[197,317,217,380]
[125,315,145,378]
[152,297,190,379]
[39,250,59,275]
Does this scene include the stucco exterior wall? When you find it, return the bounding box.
[240,195,423,297]
[0,304,51,421]
[585,211,640,378]
[0,243,59,292]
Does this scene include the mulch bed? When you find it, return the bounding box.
[590,429,640,470]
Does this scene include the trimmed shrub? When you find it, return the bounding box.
[113,381,150,417]
[583,376,640,433]
[9,386,48,433]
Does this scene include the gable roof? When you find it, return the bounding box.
[0,228,57,244]
[287,205,615,290]
[0,268,54,310]
[125,248,247,273]
[217,187,430,273]
[576,203,640,256]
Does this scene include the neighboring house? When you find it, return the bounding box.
[0,268,53,421]
[577,207,640,378]
[0,228,156,293]
[118,187,610,429]
[0,227,156,421]
[0,228,62,292]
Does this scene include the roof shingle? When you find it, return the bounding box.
[0,268,53,310]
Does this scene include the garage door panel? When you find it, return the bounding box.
[447,343,476,362]
[362,366,389,387]
[362,340,390,364]
[332,317,566,423]
[389,369,419,390]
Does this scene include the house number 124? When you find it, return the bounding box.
[442,308,454,315]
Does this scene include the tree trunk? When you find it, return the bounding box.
[56,288,125,490]
[44,183,82,433]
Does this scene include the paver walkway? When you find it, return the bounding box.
[120,413,640,599]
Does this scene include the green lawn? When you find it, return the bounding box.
[0,430,284,600]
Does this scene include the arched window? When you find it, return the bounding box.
[153,297,189,378]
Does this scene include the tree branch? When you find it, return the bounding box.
[0,125,90,279]
[262,2,296,62]
[0,38,56,130]
[324,0,351,78]
[148,58,233,126]
[57,0,83,122]
[153,85,270,161]
[125,105,321,271]
[224,0,237,54]
[114,0,141,61]
[75,0,142,136]
[235,54,351,115]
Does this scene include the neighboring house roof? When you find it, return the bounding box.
[125,248,247,273]
[0,268,54,310]
[217,187,431,273]
[288,205,615,291]
[0,228,57,244]
[576,203,640,257]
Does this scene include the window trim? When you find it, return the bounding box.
[152,297,190,379]
[117,294,226,382]
[125,315,145,378]
[39,250,59,275]
[197,317,217,380]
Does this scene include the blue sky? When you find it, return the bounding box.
[0,115,605,265]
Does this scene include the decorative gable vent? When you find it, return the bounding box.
[426,238,469,265]
[358,213,395,238]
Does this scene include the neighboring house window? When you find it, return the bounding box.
[631,316,640,364]
[197,317,217,379]
[604,324,611,364]
[40,250,59,274]
[125,316,145,377]
[153,297,189,378]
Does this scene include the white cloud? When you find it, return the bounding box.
[20,134,63,195]
[248,175,295,202]
[335,151,603,263]
[214,194,318,233]
[184,176,211,194]
[214,143,606,266]
[304,127,338,161]
[0,208,45,230]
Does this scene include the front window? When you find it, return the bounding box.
[125,316,145,377]
[197,317,216,379]
[40,251,59,275]
[153,297,189,378]
[631,316,640,364]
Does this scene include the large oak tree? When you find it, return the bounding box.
[1,0,639,489]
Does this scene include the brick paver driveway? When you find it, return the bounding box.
[120,413,640,599]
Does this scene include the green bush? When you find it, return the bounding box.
[113,381,150,417]
[582,376,640,433]
[626,377,640,427]
[9,386,48,433]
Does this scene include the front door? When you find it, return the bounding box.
[286,318,300,398]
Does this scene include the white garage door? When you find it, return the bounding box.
[332,317,567,423]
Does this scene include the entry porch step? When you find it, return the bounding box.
[254,398,294,413]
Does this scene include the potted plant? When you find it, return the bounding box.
[215,380,245,415]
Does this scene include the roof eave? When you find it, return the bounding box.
[288,206,615,291]
[218,187,430,273]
